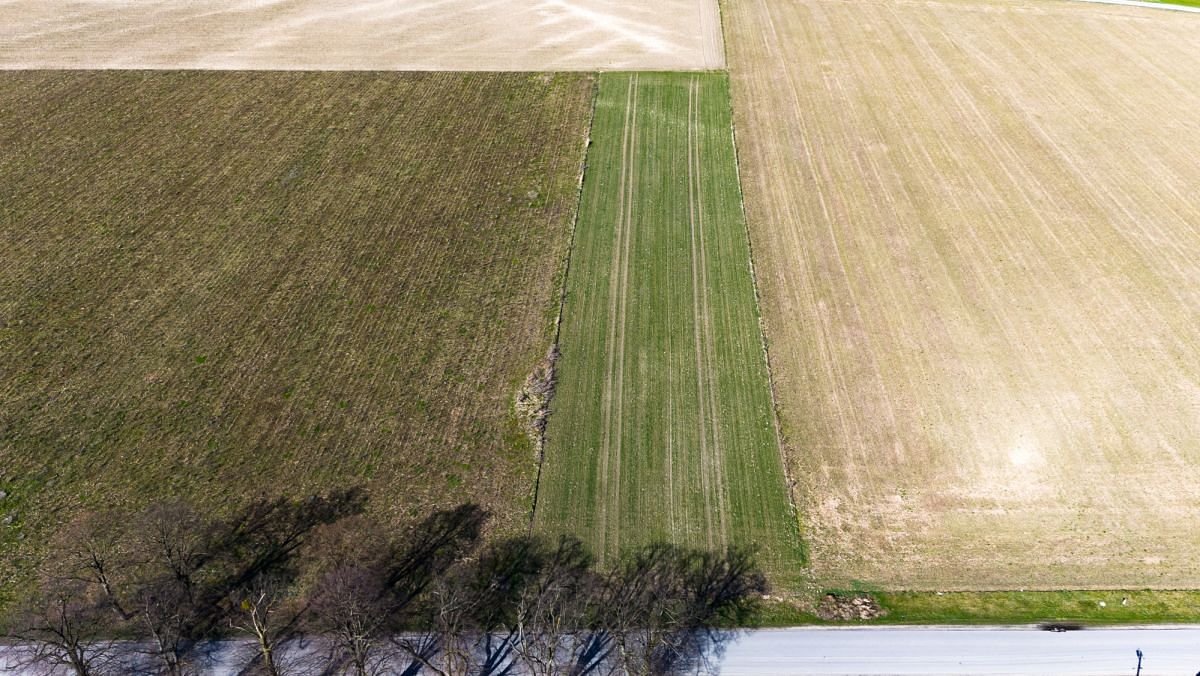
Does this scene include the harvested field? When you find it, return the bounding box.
[0,0,724,71]
[723,0,1200,588]
[536,73,801,579]
[0,71,593,597]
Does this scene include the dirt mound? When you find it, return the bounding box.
[515,346,559,454]
[816,593,885,622]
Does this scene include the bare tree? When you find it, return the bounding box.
[10,492,366,676]
[119,492,368,675]
[310,504,489,676]
[603,544,766,676]
[401,534,550,676]
[2,504,237,676]
[219,489,368,676]
[3,578,123,676]
[115,502,213,676]
[7,497,763,676]
[1,511,137,676]
[226,575,306,676]
[506,536,608,676]
[308,563,394,676]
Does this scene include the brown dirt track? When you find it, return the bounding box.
[0,0,724,71]
[723,0,1200,589]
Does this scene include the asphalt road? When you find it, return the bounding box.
[720,627,1200,676]
[4,627,1200,674]
[2,629,1200,672]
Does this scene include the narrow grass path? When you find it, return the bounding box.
[536,72,802,581]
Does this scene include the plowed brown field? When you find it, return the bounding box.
[0,0,724,71]
[0,71,592,599]
[723,0,1200,588]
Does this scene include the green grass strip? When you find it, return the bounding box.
[535,72,802,582]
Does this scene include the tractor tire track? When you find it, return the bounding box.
[693,76,731,547]
[687,76,717,549]
[598,74,638,565]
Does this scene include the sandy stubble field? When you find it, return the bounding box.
[724,0,1200,588]
[0,0,724,70]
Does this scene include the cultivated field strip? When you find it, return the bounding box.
[723,0,1200,588]
[537,73,800,577]
[0,0,725,71]
[0,72,593,592]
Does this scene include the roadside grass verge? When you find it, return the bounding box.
[535,72,802,583]
[1144,0,1200,8]
[753,590,1200,627]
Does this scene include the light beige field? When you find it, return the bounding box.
[0,0,723,71]
[724,0,1200,589]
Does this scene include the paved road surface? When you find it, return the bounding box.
[721,627,1200,675]
[5,626,1200,674]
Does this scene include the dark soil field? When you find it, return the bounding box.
[0,71,593,600]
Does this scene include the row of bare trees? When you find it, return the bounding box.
[2,492,766,676]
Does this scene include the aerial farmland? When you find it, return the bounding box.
[724,0,1200,589]
[3,0,1200,629]
[0,71,593,595]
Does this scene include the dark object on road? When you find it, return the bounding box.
[1038,622,1085,632]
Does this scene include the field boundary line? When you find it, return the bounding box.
[528,74,600,535]
[716,0,732,75]
[723,69,806,560]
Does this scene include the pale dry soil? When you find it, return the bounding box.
[0,0,724,71]
[723,0,1200,588]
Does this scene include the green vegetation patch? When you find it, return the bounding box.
[1144,0,1200,8]
[535,72,802,582]
[753,590,1200,626]
[876,590,1200,625]
[0,71,594,601]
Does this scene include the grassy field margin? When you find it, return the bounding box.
[535,72,802,581]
